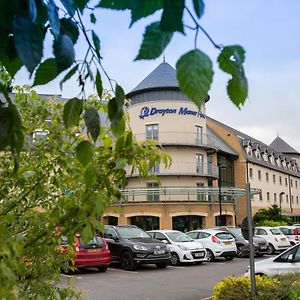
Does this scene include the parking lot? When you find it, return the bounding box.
[60,257,266,300]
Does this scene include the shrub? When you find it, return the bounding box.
[258,220,288,227]
[212,273,300,300]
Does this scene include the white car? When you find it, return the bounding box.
[254,227,290,254]
[186,229,237,262]
[276,226,300,246]
[147,230,207,265]
[245,243,300,276]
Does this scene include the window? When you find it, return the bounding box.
[149,162,160,174]
[279,176,282,185]
[291,196,294,204]
[274,193,277,203]
[297,196,299,205]
[147,182,159,202]
[291,179,293,187]
[256,228,267,235]
[259,193,263,201]
[197,183,205,201]
[186,232,199,239]
[296,181,298,188]
[286,195,289,204]
[196,154,204,175]
[154,232,167,241]
[273,174,276,184]
[195,125,203,145]
[249,168,253,178]
[267,192,270,202]
[146,124,158,140]
[258,170,261,180]
[266,172,269,182]
[285,178,288,186]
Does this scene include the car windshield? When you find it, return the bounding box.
[270,228,282,235]
[80,236,103,248]
[117,227,151,239]
[165,231,192,242]
[216,232,234,240]
[227,227,242,237]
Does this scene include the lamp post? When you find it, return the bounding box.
[279,192,285,224]
[218,164,228,226]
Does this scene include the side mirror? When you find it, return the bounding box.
[106,233,119,242]
[162,239,169,244]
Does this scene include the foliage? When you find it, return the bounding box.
[258,220,288,227]
[0,86,171,299]
[0,0,248,161]
[253,204,291,226]
[213,273,300,300]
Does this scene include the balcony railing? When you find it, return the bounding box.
[118,186,260,203]
[126,162,219,178]
[134,132,218,149]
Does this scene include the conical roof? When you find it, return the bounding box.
[127,62,179,97]
[269,136,299,155]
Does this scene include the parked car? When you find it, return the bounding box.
[104,225,170,271]
[60,234,111,273]
[245,243,300,276]
[254,227,291,255]
[147,230,207,265]
[185,229,237,261]
[276,226,299,245]
[213,226,269,257]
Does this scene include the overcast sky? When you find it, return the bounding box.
[14,0,300,151]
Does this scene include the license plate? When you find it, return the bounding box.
[224,241,232,246]
[154,250,165,255]
[87,248,100,252]
[194,252,205,258]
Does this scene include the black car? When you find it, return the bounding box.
[104,225,170,271]
[213,227,269,257]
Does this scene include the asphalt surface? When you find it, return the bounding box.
[60,257,266,300]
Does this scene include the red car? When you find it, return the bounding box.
[61,234,111,273]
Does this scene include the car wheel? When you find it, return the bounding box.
[170,252,180,266]
[236,246,244,258]
[97,266,108,272]
[156,261,168,269]
[224,256,234,261]
[121,251,136,271]
[267,244,275,255]
[206,249,215,262]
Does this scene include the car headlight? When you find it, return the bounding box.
[133,244,148,251]
[178,245,189,251]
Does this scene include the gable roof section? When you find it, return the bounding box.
[270,136,299,155]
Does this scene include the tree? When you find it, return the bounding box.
[0,83,170,299]
[253,204,291,226]
[0,0,248,161]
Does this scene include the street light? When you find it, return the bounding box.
[218,163,228,226]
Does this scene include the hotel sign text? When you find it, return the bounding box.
[139,106,206,119]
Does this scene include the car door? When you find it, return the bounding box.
[275,245,300,274]
[154,232,174,251]
[104,228,121,261]
[191,232,210,249]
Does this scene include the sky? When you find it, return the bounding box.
[14,0,300,151]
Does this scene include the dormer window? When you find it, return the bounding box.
[263,152,268,161]
[282,160,287,169]
[270,155,275,165]
[276,158,281,167]
[255,149,261,160]
[245,145,252,156]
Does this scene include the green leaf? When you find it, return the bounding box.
[63,98,83,128]
[13,17,43,74]
[75,0,89,12]
[0,55,22,78]
[111,117,125,138]
[81,223,93,244]
[53,34,75,73]
[95,71,103,98]
[60,0,76,17]
[97,0,131,10]
[115,158,127,169]
[76,141,93,167]
[130,0,163,25]
[193,0,205,18]
[0,106,12,150]
[160,0,185,33]
[227,76,248,107]
[217,45,248,107]
[90,13,96,24]
[84,165,97,187]
[135,22,173,60]
[176,49,213,108]
[60,18,79,44]
[84,107,100,142]
[115,84,125,111]
[47,0,60,38]
[33,58,57,86]
[92,31,101,59]
[28,0,37,22]
[59,64,79,90]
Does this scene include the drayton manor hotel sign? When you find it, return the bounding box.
[139,106,206,119]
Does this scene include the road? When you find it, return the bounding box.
[60,257,265,300]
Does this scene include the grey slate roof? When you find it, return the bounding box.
[269,136,299,155]
[127,62,179,97]
[207,127,238,157]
